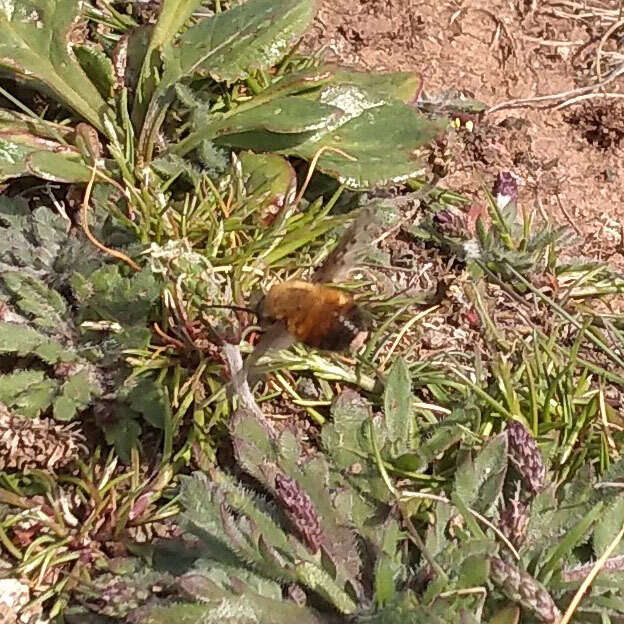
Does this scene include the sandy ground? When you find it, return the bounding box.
[303,0,624,266]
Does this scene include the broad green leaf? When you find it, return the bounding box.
[258,66,337,99]
[322,391,391,504]
[150,0,202,50]
[52,395,78,421]
[457,554,489,587]
[0,0,116,134]
[420,424,463,463]
[219,97,343,135]
[239,151,296,225]
[26,149,91,183]
[102,415,141,463]
[0,323,61,361]
[374,553,399,607]
[176,96,343,155]
[0,130,89,182]
[127,377,171,429]
[425,502,454,557]
[324,66,424,105]
[453,433,508,515]
[288,100,448,189]
[204,90,448,189]
[132,0,200,127]
[54,367,98,421]
[160,0,316,86]
[141,0,315,155]
[384,357,412,446]
[73,266,160,326]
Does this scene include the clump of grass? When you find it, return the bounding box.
[0,448,178,619]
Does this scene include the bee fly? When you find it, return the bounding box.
[237,206,380,379]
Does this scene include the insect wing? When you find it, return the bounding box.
[311,206,381,283]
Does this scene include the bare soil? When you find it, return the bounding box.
[303,0,624,267]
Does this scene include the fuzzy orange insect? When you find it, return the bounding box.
[257,280,365,351]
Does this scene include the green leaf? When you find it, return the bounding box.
[2,271,68,326]
[0,129,89,183]
[323,66,424,104]
[102,415,142,463]
[0,370,58,417]
[72,266,160,326]
[54,367,99,421]
[52,395,78,421]
[489,606,520,624]
[453,433,508,515]
[132,0,201,128]
[0,108,75,142]
[539,502,604,583]
[593,497,624,558]
[425,502,454,557]
[294,560,357,614]
[374,553,399,607]
[160,0,316,85]
[384,357,412,446]
[205,88,447,189]
[0,200,68,272]
[0,323,64,363]
[126,377,171,429]
[26,149,92,183]
[238,151,296,225]
[0,0,116,134]
[74,44,116,99]
[457,554,489,588]
[287,99,448,189]
[128,595,327,624]
[142,0,316,155]
[179,96,343,154]
[322,390,391,504]
[150,0,202,50]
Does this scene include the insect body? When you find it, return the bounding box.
[258,280,365,351]
[236,206,379,381]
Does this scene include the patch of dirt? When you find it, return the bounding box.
[303,0,624,268]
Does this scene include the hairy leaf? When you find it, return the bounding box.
[74,44,116,99]
[453,433,508,515]
[593,496,624,559]
[128,594,328,624]
[0,369,57,418]
[0,196,162,450]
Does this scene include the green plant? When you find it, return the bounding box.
[62,376,624,623]
[0,447,178,619]
[0,0,457,197]
[0,195,167,459]
[0,0,477,465]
